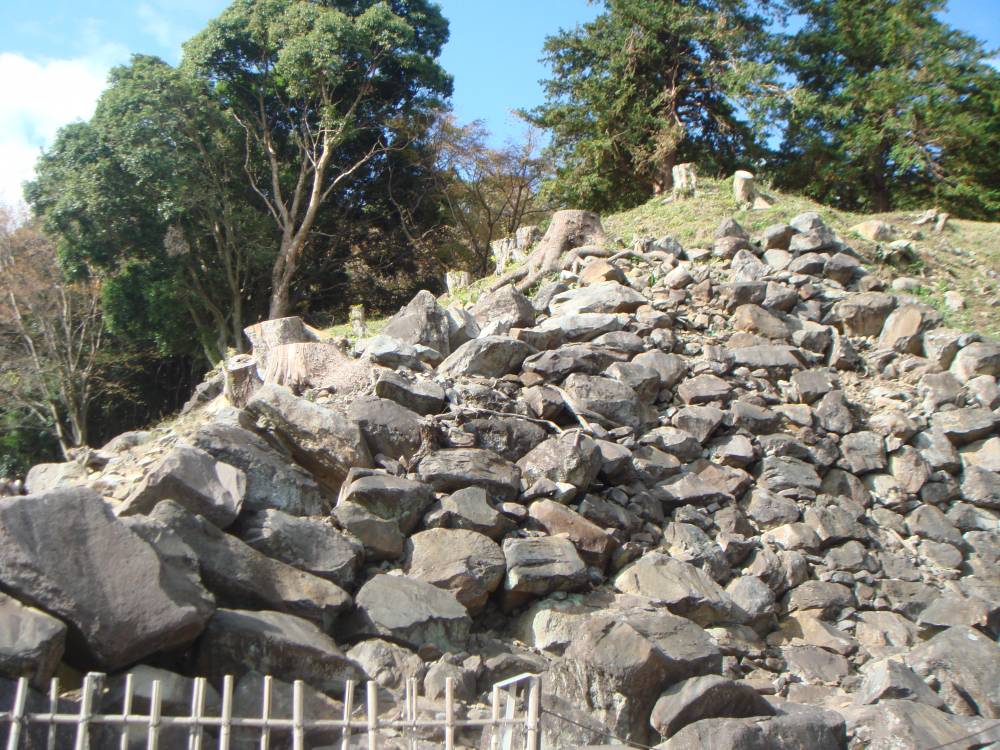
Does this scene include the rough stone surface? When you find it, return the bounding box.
[0,489,214,671]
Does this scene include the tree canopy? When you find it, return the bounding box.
[776,0,1000,217]
[182,0,452,318]
[528,0,778,213]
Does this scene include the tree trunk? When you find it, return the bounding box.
[652,150,677,196]
[488,210,606,293]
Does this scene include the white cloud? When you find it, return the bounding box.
[0,45,127,208]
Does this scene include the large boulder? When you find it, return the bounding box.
[471,284,535,334]
[0,488,214,671]
[0,593,66,688]
[338,471,436,534]
[502,537,588,608]
[138,500,350,629]
[562,373,648,430]
[659,708,846,750]
[405,529,506,614]
[517,431,602,493]
[549,282,647,316]
[546,606,722,745]
[191,422,326,516]
[951,342,1000,383]
[528,500,617,568]
[118,445,246,528]
[438,336,535,378]
[827,292,896,336]
[903,625,1000,718]
[843,699,1000,750]
[244,384,371,492]
[380,289,452,357]
[195,609,364,696]
[346,574,471,651]
[236,510,363,589]
[614,554,747,626]
[346,396,422,460]
[417,448,521,502]
[650,675,776,739]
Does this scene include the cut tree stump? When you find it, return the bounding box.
[244,316,317,363]
[733,170,756,207]
[672,163,697,198]
[223,354,263,408]
[488,210,607,293]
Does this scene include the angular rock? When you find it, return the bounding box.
[438,336,535,378]
[373,370,445,415]
[119,444,246,528]
[0,593,66,688]
[561,375,647,430]
[904,625,1000,718]
[237,510,363,589]
[650,675,776,739]
[191,422,326,516]
[244,384,372,492]
[405,529,506,614]
[528,500,616,568]
[951,341,1000,383]
[195,609,364,696]
[346,396,421,460]
[347,574,471,651]
[828,292,896,336]
[142,500,349,628]
[614,553,746,626]
[471,284,535,333]
[417,448,521,502]
[0,488,213,671]
[435,486,515,539]
[549,281,647,316]
[502,537,588,606]
[380,289,451,357]
[338,471,435,533]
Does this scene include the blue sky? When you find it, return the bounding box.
[1,0,997,205]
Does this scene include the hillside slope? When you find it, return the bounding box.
[2,180,1000,749]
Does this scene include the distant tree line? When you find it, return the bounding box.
[2,0,997,473]
[530,0,1000,218]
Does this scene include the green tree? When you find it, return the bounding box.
[27,56,274,363]
[400,114,550,277]
[182,0,452,319]
[528,0,777,213]
[0,212,107,457]
[776,0,1000,217]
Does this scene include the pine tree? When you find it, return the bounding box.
[776,0,1000,218]
[528,0,778,213]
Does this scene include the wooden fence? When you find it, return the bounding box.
[1,671,542,750]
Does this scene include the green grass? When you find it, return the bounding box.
[602,177,1000,338]
[318,177,1000,341]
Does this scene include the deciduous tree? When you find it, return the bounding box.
[182,0,452,319]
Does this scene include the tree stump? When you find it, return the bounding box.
[243,316,317,362]
[733,170,756,207]
[491,237,517,275]
[445,271,471,295]
[671,163,698,198]
[349,304,367,338]
[489,210,607,293]
[223,354,263,408]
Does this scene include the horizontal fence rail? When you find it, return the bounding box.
[1,672,542,750]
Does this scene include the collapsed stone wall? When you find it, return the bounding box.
[3,209,1000,749]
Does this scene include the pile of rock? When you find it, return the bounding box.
[2,209,999,749]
